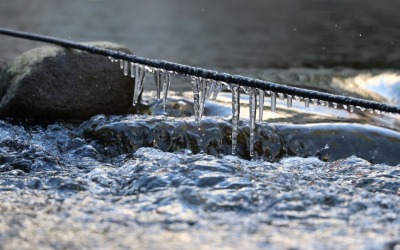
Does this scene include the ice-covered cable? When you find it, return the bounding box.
[0,27,399,114]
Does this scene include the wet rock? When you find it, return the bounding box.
[0,42,136,120]
[80,115,400,165]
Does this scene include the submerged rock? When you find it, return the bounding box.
[0,42,136,120]
[80,115,400,165]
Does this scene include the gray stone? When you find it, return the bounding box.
[0,42,136,120]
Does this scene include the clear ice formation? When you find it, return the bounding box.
[112,59,384,158]
[133,63,146,105]
[258,89,264,121]
[231,84,240,155]
[249,88,257,157]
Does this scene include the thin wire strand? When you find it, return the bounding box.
[0,27,399,114]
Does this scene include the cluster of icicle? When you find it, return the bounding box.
[110,57,387,158]
[109,57,171,114]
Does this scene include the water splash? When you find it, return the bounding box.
[231,84,240,155]
[249,88,257,157]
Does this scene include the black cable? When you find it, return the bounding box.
[0,27,399,114]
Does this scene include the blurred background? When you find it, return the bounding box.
[1,0,399,69]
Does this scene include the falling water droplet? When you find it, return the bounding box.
[249,88,257,157]
[191,77,200,123]
[258,89,264,121]
[287,95,293,108]
[231,84,240,155]
[304,98,310,109]
[123,61,129,76]
[132,63,146,106]
[270,92,276,112]
[349,105,355,112]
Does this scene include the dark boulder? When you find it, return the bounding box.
[0,42,136,120]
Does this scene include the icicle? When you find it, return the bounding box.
[325,102,330,108]
[210,81,223,100]
[145,66,153,73]
[198,78,209,120]
[132,63,146,106]
[153,68,162,99]
[356,106,366,112]
[241,86,250,94]
[249,88,257,157]
[369,108,374,114]
[304,98,310,109]
[343,104,348,110]
[108,56,114,62]
[270,92,276,112]
[333,102,338,109]
[130,62,135,78]
[287,95,293,108]
[258,89,264,121]
[311,98,318,105]
[375,110,381,115]
[231,84,240,155]
[206,80,215,100]
[349,105,355,112]
[294,95,301,102]
[162,69,171,114]
[123,60,129,76]
[120,59,124,69]
[191,77,200,123]
[278,92,284,100]
[320,100,326,106]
